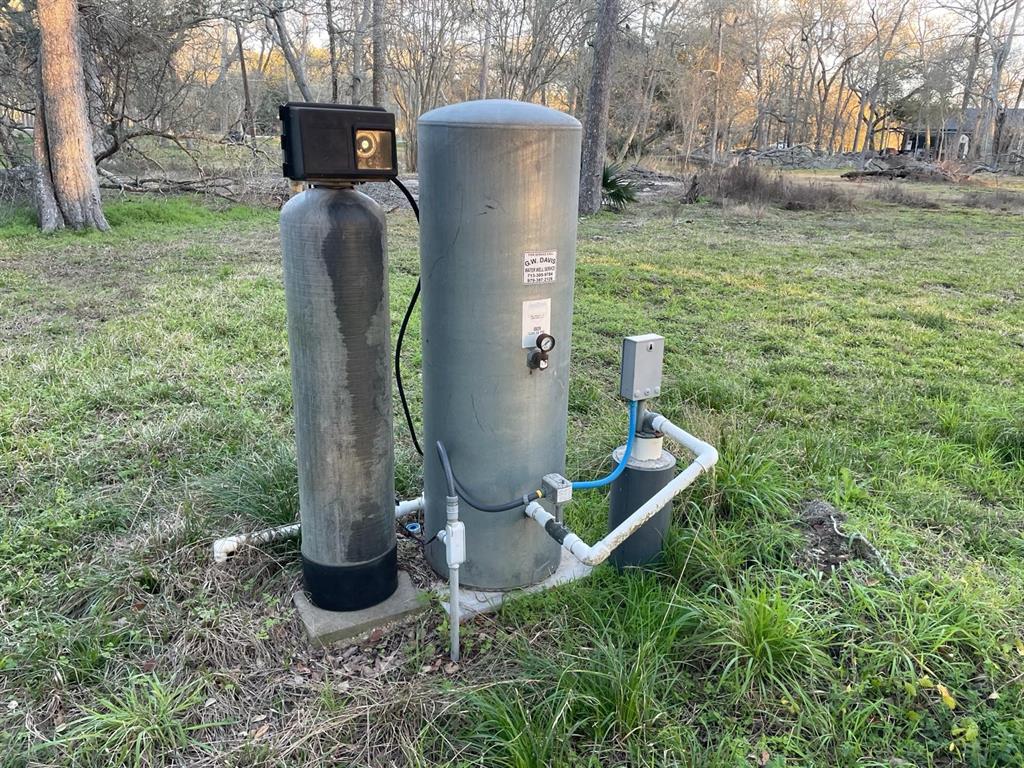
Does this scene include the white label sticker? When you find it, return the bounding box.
[523,250,557,284]
[522,298,551,348]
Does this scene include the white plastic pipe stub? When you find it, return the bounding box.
[631,434,664,462]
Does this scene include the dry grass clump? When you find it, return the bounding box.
[872,182,940,209]
[699,163,855,211]
[958,187,1024,212]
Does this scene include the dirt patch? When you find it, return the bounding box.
[795,500,858,572]
[796,499,900,580]
[397,533,443,591]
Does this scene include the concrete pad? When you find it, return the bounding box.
[441,554,592,621]
[294,571,427,646]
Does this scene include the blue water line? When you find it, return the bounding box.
[571,399,640,490]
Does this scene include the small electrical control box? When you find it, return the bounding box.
[620,334,664,400]
[542,473,573,505]
[279,102,398,182]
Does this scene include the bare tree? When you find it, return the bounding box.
[478,0,491,98]
[579,0,620,215]
[388,0,469,169]
[34,0,108,231]
[371,0,384,105]
[267,2,313,100]
[352,0,371,103]
[325,0,340,101]
[976,0,1021,163]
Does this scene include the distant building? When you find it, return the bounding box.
[905,107,1024,162]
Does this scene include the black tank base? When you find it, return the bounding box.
[302,545,398,611]
[608,446,677,570]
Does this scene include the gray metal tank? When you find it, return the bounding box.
[418,100,582,590]
[608,437,676,569]
[280,186,397,611]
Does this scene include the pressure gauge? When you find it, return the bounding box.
[536,333,556,353]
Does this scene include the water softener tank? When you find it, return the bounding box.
[418,100,582,590]
[280,187,397,610]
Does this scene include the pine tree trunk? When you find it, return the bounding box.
[34,0,108,232]
[578,0,620,215]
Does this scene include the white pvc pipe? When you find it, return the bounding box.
[395,496,426,518]
[212,496,426,563]
[439,494,464,662]
[212,523,301,564]
[449,564,461,661]
[525,413,718,567]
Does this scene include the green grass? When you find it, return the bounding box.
[2,193,1024,765]
[52,674,216,767]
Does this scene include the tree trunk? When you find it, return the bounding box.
[616,66,656,163]
[851,90,866,155]
[976,0,1021,165]
[215,22,235,133]
[371,0,385,106]
[271,7,313,101]
[578,0,620,215]
[352,0,371,104]
[478,0,491,99]
[961,30,980,114]
[235,24,256,141]
[708,11,724,163]
[326,0,340,102]
[34,0,108,232]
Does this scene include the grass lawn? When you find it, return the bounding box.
[1,190,1023,767]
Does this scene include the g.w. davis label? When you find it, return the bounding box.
[523,250,557,284]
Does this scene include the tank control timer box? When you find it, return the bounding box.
[279,102,398,182]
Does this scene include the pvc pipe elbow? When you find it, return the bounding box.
[396,496,426,518]
[212,536,242,563]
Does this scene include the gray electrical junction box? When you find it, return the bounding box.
[620,334,664,400]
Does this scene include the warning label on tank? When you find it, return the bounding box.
[523,250,557,284]
[522,298,551,348]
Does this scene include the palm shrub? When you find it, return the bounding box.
[601,164,638,211]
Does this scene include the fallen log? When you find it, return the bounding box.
[840,168,908,180]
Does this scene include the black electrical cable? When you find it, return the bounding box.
[435,440,542,513]
[390,177,424,456]
[435,441,456,498]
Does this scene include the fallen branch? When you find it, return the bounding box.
[97,168,240,201]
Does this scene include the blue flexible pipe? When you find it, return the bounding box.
[572,400,639,490]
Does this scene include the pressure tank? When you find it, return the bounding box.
[418,100,582,590]
[280,186,397,611]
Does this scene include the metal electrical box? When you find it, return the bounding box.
[620,334,664,400]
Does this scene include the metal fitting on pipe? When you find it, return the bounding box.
[525,412,718,567]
